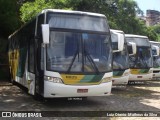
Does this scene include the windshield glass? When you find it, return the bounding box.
[151,43,160,68]
[126,37,152,68]
[113,43,129,70]
[128,47,152,68]
[46,31,112,73]
[153,56,160,68]
[47,13,109,32]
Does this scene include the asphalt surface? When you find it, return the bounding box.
[0,80,160,120]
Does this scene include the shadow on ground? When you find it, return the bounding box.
[0,80,160,117]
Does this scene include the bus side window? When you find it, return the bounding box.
[28,37,35,73]
[37,14,44,70]
[40,47,44,70]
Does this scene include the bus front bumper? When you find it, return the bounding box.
[112,75,129,85]
[129,73,153,81]
[152,70,160,78]
[43,81,112,98]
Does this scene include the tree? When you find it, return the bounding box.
[149,24,160,41]
[0,0,20,37]
[20,0,68,22]
[19,0,158,40]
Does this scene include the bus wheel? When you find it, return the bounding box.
[82,97,87,100]
[33,90,44,101]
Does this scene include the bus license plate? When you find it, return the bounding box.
[77,89,88,93]
[137,76,142,78]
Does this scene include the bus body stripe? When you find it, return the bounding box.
[130,69,150,74]
[61,74,104,85]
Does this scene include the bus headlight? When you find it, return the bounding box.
[44,76,63,84]
[123,72,130,76]
[149,70,153,73]
[101,77,112,83]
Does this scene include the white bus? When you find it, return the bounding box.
[150,41,160,79]
[111,29,130,86]
[125,34,153,81]
[8,9,123,98]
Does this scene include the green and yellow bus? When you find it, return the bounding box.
[125,34,153,81]
[8,9,118,98]
[111,29,130,86]
[150,41,160,78]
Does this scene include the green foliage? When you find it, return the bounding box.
[152,24,160,34]
[0,38,8,53]
[0,0,20,37]
[0,0,22,68]
[108,0,140,32]
[19,0,158,41]
[148,24,160,41]
[20,0,69,22]
[20,0,50,22]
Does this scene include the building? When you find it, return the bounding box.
[146,10,160,26]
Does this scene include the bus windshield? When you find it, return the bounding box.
[46,31,111,73]
[153,56,160,68]
[113,43,129,70]
[46,13,111,74]
[126,37,152,69]
[151,44,160,68]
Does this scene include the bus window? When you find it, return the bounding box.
[28,40,35,73]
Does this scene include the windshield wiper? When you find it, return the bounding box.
[84,49,100,74]
[67,49,79,73]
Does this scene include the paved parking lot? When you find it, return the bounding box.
[0,80,160,119]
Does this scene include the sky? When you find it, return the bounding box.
[134,0,160,15]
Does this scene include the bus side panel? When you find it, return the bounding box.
[15,48,28,87]
[10,49,19,81]
[112,69,130,85]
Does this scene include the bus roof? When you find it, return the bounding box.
[110,29,124,34]
[150,41,160,44]
[125,34,148,39]
[41,9,106,18]
[9,9,107,39]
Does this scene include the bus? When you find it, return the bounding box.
[8,9,123,98]
[125,34,153,81]
[150,41,160,79]
[110,29,130,86]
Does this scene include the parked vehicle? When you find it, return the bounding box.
[150,41,160,79]
[125,34,153,81]
[111,29,130,86]
[8,9,123,98]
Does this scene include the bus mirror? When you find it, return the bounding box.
[128,42,136,56]
[42,24,50,44]
[152,45,159,56]
[111,31,124,52]
[118,33,124,52]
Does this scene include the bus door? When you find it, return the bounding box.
[34,37,44,96]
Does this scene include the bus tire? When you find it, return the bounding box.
[33,89,44,101]
[82,97,87,100]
